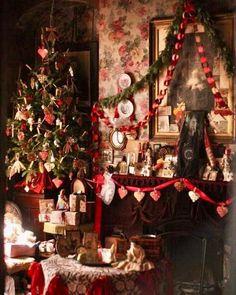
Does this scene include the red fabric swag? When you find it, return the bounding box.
[46,275,68,295]
[28,262,45,295]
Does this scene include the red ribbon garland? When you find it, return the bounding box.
[112,177,234,208]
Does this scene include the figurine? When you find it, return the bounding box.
[56,189,69,210]
[221,148,234,182]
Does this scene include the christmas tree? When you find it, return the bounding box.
[5,27,92,193]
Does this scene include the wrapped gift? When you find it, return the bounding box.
[39,199,55,214]
[65,211,80,225]
[4,242,36,258]
[50,210,66,224]
[69,193,86,212]
[38,213,51,222]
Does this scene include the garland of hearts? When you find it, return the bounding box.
[92,0,233,133]
[112,177,234,218]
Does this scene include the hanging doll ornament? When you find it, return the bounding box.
[100,172,116,205]
[8,153,26,179]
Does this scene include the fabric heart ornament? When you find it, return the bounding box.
[150,190,161,201]
[37,48,48,59]
[174,181,185,192]
[39,151,49,161]
[118,186,128,199]
[44,162,55,172]
[37,47,48,59]
[188,190,200,202]
[216,206,228,218]
[52,177,63,188]
[134,191,145,202]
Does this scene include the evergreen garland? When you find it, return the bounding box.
[99,0,233,109]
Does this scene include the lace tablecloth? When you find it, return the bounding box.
[41,254,172,295]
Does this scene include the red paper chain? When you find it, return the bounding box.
[194,32,233,115]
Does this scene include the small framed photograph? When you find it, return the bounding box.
[102,149,113,163]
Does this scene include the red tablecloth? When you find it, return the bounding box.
[29,255,173,295]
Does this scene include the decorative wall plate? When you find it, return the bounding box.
[118,73,132,89]
[109,129,127,150]
[117,99,134,118]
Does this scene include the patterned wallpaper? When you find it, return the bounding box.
[96,0,234,140]
[97,0,178,140]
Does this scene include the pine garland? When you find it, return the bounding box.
[99,0,233,109]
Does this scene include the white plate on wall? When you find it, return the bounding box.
[118,73,132,89]
[117,99,134,118]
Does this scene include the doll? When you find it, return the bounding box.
[56,189,69,210]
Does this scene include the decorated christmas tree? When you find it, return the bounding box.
[5,27,92,193]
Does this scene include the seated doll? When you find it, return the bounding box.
[56,189,69,210]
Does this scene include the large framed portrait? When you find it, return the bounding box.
[150,14,234,143]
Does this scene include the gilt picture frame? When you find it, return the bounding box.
[150,14,234,143]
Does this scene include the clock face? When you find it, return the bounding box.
[109,130,127,150]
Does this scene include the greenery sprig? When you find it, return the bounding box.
[99,0,233,109]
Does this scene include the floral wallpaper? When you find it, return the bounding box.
[97,0,234,140]
[97,0,179,139]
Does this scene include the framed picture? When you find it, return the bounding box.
[150,14,234,143]
[60,41,98,110]
[102,149,114,164]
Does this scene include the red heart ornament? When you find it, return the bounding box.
[118,186,128,199]
[174,181,185,192]
[37,48,48,59]
[39,151,49,161]
[150,190,161,201]
[134,191,145,202]
[216,206,228,218]
[52,177,63,188]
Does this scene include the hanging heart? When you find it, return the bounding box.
[44,162,55,172]
[174,181,185,192]
[134,191,145,202]
[118,186,128,199]
[39,151,49,161]
[188,190,200,203]
[150,190,161,202]
[52,177,63,188]
[37,48,48,59]
[216,206,228,218]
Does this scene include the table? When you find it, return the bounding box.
[39,254,172,295]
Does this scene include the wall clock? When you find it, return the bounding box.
[109,129,127,150]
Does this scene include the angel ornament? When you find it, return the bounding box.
[8,153,26,179]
